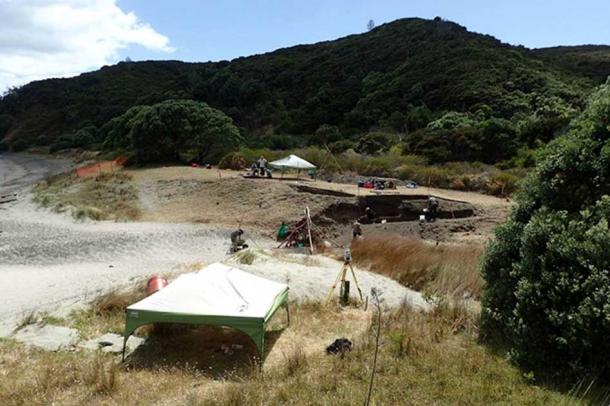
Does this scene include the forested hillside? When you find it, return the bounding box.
[533,45,610,83]
[0,17,605,163]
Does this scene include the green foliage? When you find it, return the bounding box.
[356,132,394,155]
[405,114,519,163]
[0,114,14,138]
[481,83,610,381]
[9,138,28,152]
[310,124,341,145]
[218,151,246,170]
[49,125,101,152]
[0,18,594,160]
[102,99,241,164]
[534,45,610,84]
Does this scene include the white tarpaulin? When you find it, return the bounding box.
[269,154,316,170]
[123,263,289,357]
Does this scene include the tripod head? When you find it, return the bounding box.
[343,247,352,264]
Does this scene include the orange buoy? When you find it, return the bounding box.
[146,275,168,295]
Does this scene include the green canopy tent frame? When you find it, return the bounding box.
[122,268,289,361]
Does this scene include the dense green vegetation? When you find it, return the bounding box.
[0,18,603,165]
[102,99,240,163]
[534,45,610,84]
[481,82,610,382]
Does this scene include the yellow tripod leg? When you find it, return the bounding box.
[325,264,346,305]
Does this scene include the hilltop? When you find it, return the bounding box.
[0,18,603,162]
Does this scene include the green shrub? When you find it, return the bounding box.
[481,83,610,381]
[10,138,28,152]
[218,151,246,170]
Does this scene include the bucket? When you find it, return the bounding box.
[147,275,168,295]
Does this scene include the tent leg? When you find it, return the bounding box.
[285,303,290,326]
[121,336,128,362]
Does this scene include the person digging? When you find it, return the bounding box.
[427,197,439,222]
[365,206,377,223]
[230,228,248,253]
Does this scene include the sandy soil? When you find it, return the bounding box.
[0,152,72,195]
[127,167,348,233]
[1,156,430,335]
[0,196,241,331]
[127,166,511,244]
[228,250,430,310]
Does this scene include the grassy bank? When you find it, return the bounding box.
[352,237,485,300]
[33,171,141,221]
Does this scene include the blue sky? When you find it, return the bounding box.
[1,1,609,89]
[119,0,610,62]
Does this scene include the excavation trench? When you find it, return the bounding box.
[310,193,476,227]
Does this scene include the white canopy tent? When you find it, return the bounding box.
[269,154,316,178]
[123,263,289,359]
[269,154,316,170]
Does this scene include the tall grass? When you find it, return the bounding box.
[33,171,141,221]
[351,236,484,299]
[235,147,519,196]
[0,298,597,404]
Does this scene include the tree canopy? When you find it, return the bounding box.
[103,99,241,164]
[481,81,610,381]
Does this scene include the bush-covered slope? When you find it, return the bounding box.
[0,17,598,156]
[533,45,610,84]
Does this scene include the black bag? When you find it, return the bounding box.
[326,338,352,355]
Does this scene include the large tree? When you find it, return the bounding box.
[103,99,241,163]
[481,82,610,381]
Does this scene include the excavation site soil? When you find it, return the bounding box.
[0,154,511,332]
[128,165,510,245]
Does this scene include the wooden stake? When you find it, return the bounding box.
[305,206,315,255]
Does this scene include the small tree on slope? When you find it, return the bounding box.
[481,81,610,381]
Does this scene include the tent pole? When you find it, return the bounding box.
[285,302,291,326]
[121,336,127,362]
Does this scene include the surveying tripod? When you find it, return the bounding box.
[325,248,364,305]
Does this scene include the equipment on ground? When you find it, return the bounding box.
[146,275,168,295]
[245,162,272,178]
[325,247,363,306]
[277,207,316,254]
[122,263,289,361]
[326,338,353,355]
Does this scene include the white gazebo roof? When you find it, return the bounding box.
[269,154,316,170]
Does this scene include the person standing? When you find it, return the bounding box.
[352,221,362,238]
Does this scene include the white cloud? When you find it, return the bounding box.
[0,0,173,90]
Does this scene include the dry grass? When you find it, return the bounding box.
[33,171,141,221]
[0,292,590,405]
[70,286,148,339]
[351,236,485,299]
